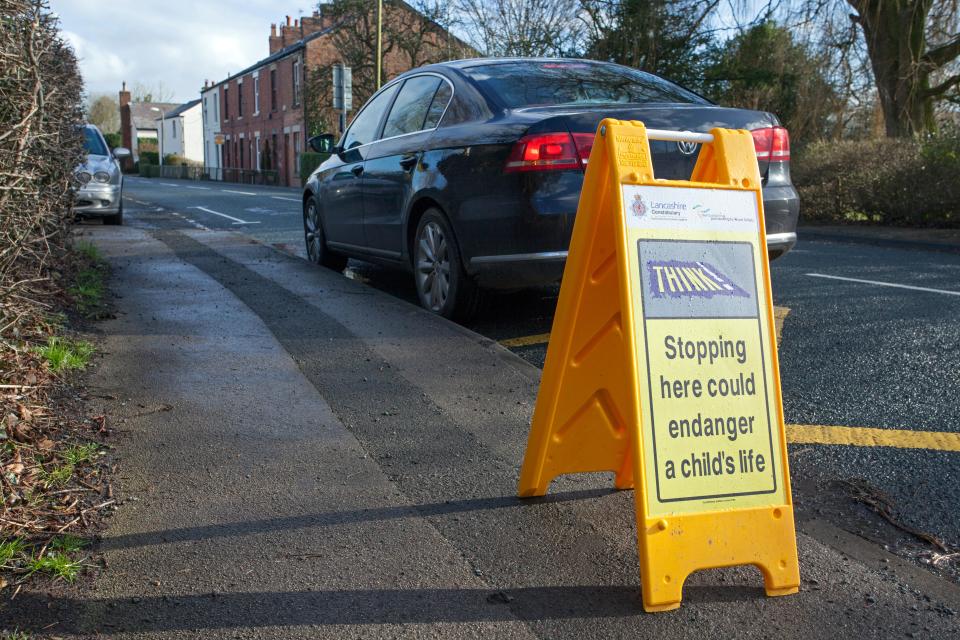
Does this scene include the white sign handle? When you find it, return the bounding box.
[646,129,714,144]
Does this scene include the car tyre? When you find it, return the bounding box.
[304,197,347,271]
[413,208,481,321]
[102,201,123,226]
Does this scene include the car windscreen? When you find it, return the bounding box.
[462,61,708,108]
[83,127,108,156]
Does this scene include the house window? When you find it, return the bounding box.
[293,58,302,107]
[271,133,278,169]
[254,75,260,114]
[214,92,219,122]
[172,120,177,139]
[238,82,244,117]
[293,131,301,175]
[255,133,261,170]
[270,69,277,111]
[238,140,244,169]
[223,86,229,119]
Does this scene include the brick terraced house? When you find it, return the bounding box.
[207,3,472,187]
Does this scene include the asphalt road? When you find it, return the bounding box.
[7,176,954,637]
[118,176,960,565]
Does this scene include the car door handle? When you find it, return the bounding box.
[351,165,364,177]
[399,155,418,170]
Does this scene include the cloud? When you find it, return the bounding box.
[51,0,312,102]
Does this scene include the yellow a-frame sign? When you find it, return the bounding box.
[518,119,800,612]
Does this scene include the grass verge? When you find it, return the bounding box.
[1,239,116,595]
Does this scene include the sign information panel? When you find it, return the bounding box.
[332,64,352,111]
[623,185,785,516]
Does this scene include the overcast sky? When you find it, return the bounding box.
[52,0,315,104]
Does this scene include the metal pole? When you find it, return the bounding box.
[376,0,383,89]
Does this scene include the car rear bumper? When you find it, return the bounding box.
[74,184,121,215]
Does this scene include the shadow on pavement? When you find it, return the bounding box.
[7,583,766,634]
[97,489,614,551]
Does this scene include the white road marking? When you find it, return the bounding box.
[222,189,257,196]
[171,212,210,231]
[186,186,211,190]
[271,196,301,202]
[807,273,960,297]
[159,182,181,187]
[191,206,260,225]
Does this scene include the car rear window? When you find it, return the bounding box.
[83,127,108,156]
[462,61,707,108]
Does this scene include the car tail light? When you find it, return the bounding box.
[751,126,790,162]
[505,132,594,172]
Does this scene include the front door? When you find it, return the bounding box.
[319,148,366,247]
[362,75,452,256]
[319,83,400,252]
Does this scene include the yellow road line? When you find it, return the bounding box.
[499,332,552,348]
[787,424,960,452]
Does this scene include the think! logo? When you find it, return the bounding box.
[647,260,749,299]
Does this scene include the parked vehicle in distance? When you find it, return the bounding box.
[74,124,129,225]
[303,58,799,319]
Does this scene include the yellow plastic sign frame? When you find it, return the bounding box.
[518,119,800,612]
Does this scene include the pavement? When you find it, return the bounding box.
[3,176,960,637]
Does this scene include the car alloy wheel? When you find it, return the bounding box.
[304,200,323,264]
[415,220,451,312]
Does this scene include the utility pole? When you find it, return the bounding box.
[376,0,383,89]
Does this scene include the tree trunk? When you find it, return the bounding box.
[849,0,935,137]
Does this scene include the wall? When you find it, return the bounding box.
[158,115,182,160]
[217,47,306,186]
[181,104,204,163]
[201,86,222,172]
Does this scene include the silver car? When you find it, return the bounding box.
[74,124,130,225]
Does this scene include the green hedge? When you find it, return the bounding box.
[103,131,122,149]
[793,127,960,227]
[139,150,159,166]
[300,152,330,186]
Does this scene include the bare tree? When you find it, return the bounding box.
[86,93,119,133]
[130,81,175,103]
[848,0,959,136]
[309,0,471,134]
[731,0,960,137]
[454,0,584,57]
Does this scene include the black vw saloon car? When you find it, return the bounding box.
[303,58,799,319]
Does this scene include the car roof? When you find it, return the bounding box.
[394,57,617,80]
[433,57,610,70]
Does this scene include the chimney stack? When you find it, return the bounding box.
[269,22,283,54]
[118,81,131,108]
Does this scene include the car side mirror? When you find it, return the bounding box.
[113,147,131,159]
[308,134,336,154]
